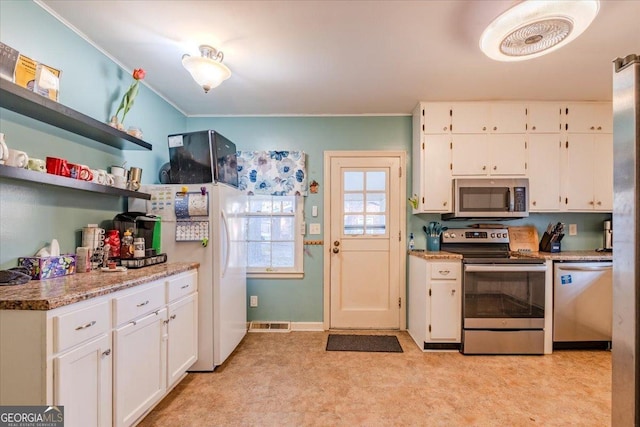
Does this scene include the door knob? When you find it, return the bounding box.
[332,247,339,253]
[333,241,340,246]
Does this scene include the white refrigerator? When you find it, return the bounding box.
[130,183,247,370]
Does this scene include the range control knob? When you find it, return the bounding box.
[502,233,508,238]
[443,232,450,238]
[450,233,456,239]
[490,233,496,238]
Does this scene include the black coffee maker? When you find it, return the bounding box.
[113,212,161,255]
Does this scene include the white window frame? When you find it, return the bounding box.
[245,195,304,279]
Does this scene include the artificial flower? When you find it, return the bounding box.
[113,68,145,125]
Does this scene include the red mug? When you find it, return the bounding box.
[46,157,71,177]
[70,163,93,181]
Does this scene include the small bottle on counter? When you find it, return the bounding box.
[133,238,145,258]
[121,230,134,259]
[408,232,415,250]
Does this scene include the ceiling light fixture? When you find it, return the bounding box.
[480,0,600,62]
[182,45,231,93]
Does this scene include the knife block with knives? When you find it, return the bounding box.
[539,222,564,252]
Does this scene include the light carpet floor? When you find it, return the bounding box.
[138,331,611,426]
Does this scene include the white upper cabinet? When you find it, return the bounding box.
[564,134,613,211]
[451,134,526,176]
[420,103,452,134]
[528,134,562,211]
[418,134,452,212]
[527,103,562,133]
[565,102,613,133]
[451,102,527,134]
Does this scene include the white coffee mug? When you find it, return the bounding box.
[105,173,115,186]
[0,133,8,165]
[91,169,108,185]
[113,174,127,189]
[110,165,127,177]
[6,149,29,168]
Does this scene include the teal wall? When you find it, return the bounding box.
[0,1,612,323]
[0,1,184,267]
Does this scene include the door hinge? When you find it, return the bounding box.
[524,141,527,149]
[565,197,568,204]
[428,324,432,332]
[525,162,527,170]
[398,297,402,308]
[422,108,425,117]
[399,167,402,178]
[428,289,432,297]
[422,142,425,150]
[450,142,453,149]
[422,196,425,204]
[566,140,569,149]
[399,231,401,242]
[449,163,452,170]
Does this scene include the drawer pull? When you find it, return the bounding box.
[438,270,450,275]
[170,314,176,320]
[180,284,190,289]
[130,320,137,326]
[102,349,111,357]
[75,320,96,331]
[136,300,150,307]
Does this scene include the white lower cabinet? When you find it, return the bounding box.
[54,334,112,427]
[0,269,198,427]
[167,293,198,388]
[114,308,167,427]
[408,256,462,350]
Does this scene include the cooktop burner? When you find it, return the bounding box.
[440,227,544,265]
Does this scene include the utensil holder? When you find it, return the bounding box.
[426,236,441,252]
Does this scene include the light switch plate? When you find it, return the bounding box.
[309,223,321,235]
[569,224,577,236]
[312,206,318,217]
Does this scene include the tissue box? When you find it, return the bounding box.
[18,255,76,280]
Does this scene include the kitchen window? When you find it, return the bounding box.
[245,195,304,278]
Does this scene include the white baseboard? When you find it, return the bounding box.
[290,322,324,331]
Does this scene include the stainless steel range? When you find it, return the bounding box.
[441,228,547,355]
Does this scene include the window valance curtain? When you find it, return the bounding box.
[237,151,307,196]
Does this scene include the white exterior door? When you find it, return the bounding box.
[325,152,405,329]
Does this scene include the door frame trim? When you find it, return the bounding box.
[323,150,407,330]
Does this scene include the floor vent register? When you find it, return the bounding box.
[248,321,291,333]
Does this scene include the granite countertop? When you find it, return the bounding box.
[408,250,463,260]
[511,250,613,261]
[0,262,199,311]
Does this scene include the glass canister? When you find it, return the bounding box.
[121,230,134,259]
[105,229,121,258]
[133,238,145,258]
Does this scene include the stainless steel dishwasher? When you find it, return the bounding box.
[553,261,613,350]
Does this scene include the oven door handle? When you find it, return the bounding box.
[465,265,547,273]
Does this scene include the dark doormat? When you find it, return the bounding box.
[326,334,403,353]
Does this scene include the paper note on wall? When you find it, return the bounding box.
[146,186,176,220]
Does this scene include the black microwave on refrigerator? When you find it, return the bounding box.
[167,130,238,187]
[442,177,529,220]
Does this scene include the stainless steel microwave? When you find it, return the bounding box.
[442,178,529,220]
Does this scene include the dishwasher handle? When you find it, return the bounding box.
[556,265,612,272]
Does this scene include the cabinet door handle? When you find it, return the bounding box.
[451,289,456,295]
[589,201,595,205]
[590,126,595,130]
[482,166,487,170]
[180,284,190,289]
[596,201,602,206]
[170,314,176,320]
[102,349,111,357]
[493,166,497,170]
[532,126,536,130]
[493,126,497,131]
[532,201,537,206]
[482,126,487,131]
[75,320,96,331]
[443,201,447,207]
[137,300,149,307]
[597,126,602,130]
[443,126,448,131]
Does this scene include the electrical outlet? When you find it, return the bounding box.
[250,295,258,307]
[569,224,578,236]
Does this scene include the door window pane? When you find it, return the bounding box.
[344,214,364,235]
[344,171,364,191]
[366,171,386,191]
[344,193,364,213]
[366,193,386,213]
